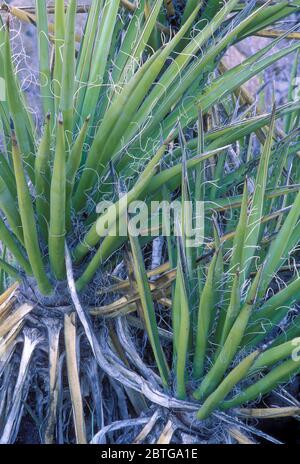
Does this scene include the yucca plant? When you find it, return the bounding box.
[1,0,300,444]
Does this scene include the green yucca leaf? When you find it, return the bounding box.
[35,113,51,241]
[84,144,229,227]
[0,258,21,281]
[243,276,300,348]
[49,114,66,280]
[53,0,65,113]
[149,146,228,195]
[215,180,248,348]
[242,107,275,279]
[248,339,300,376]
[195,110,205,203]
[172,262,181,356]
[216,142,300,199]
[267,315,300,350]
[61,0,77,143]
[0,14,6,75]
[36,0,54,117]
[74,134,171,262]
[258,187,300,298]
[75,6,199,208]
[117,0,163,85]
[110,0,146,86]
[211,221,224,312]
[0,217,31,275]
[237,1,300,40]
[197,350,260,420]
[75,138,170,289]
[74,0,103,115]
[0,247,7,293]
[228,179,248,273]
[200,0,224,23]
[194,113,206,294]
[207,184,300,214]
[73,49,159,211]
[222,356,300,410]
[0,105,9,144]
[0,175,23,245]
[173,236,190,399]
[182,0,200,24]
[199,100,300,155]
[66,116,90,229]
[119,0,241,162]
[128,224,170,387]
[0,21,11,140]
[161,40,300,140]
[129,1,269,151]
[285,49,300,134]
[11,132,52,295]
[79,0,121,122]
[178,123,195,276]
[194,269,262,400]
[267,142,294,217]
[0,153,16,198]
[95,0,147,121]
[193,250,219,379]
[3,25,35,181]
[121,1,202,130]
[219,272,241,350]
[162,185,176,269]
[145,0,161,53]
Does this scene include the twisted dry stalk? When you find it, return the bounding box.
[44,318,62,444]
[0,328,43,444]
